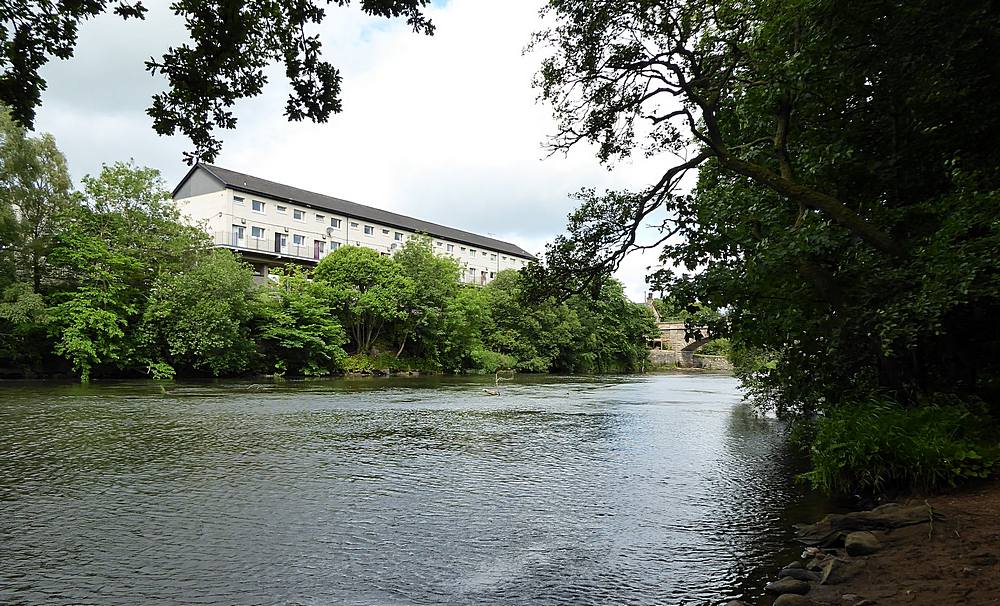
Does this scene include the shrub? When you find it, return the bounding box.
[340,353,438,375]
[470,348,517,374]
[802,399,1000,495]
[697,337,731,358]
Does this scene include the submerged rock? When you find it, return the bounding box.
[765,577,811,595]
[845,531,881,556]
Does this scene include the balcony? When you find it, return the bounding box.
[213,231,325,263]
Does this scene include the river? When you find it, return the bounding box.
[0,373,828,605]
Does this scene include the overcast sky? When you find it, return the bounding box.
[33,0,672,301]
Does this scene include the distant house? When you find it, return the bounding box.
[172,164,535,284]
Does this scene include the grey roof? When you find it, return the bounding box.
[174,163,536,260]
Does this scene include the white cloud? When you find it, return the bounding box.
[32,0,677,301]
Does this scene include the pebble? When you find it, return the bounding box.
[773,595,814,606]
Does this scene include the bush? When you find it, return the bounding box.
[340,353,438,375]
[470,348,517,374]
[802,399,1000,495]
[697,337,731,358]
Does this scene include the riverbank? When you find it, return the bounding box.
[739,481,1000,606]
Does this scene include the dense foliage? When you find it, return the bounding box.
[0,115,656,380]
[529,1,1000,492]
[802,400,1000,496]
[1,0,434,162]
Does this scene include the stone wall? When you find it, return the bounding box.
[648,350,733,371]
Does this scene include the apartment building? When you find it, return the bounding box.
[172,164,535,284]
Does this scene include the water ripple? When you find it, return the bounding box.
[0,374,827,605]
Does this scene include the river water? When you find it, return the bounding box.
[0,374,828,605]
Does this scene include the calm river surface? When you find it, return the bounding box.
[0,374,828,605]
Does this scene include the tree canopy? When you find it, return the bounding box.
[529,0,1000,420]
[1,0,434,162]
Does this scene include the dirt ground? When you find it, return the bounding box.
[804,481,1000,605]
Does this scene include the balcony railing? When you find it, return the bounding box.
[213,231,326,262]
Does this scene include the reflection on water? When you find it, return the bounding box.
[0,374,827,605]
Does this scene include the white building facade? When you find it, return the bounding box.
[172,164,535,284]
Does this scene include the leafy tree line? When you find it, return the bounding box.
[527,0,1000,493]
[0,111,657,381]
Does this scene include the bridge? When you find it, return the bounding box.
[647,318,731,369]
[644,297,730,369]
[651,321,712,354]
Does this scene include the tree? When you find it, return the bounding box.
[437,285,490,372]
[45,226,139,382]
[1,1,434,162]
[140,250,259,376]
[392,235,461,360]
[79,160,209,273]
[0,106,74,291]
[568,280,658,373]
[530,1,1000,412]
[256,265,348,375]
[314,245,412,354]
[44,160,210,380]
[481,269,581,372]
[0,281,47,370]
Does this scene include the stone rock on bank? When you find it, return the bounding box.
[844,531,881,556]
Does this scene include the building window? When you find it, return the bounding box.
[251,200,265,213]
[251,226,265,239]
[330,242,340,251]
[316,214,325,223]
[394,232,403,241]
[491,254,497,260]
[292,209,304,221]
[233,196,245,206]
[351,222,359,228]
[490,272,495,278]
[382,229,390,235]
[363,225,374,235]
[276,205,287,214]
[446,244,454,252]
[292,234,305,246]
[460,246,466,252]
[470,248,477,256]
[481,251,487,256]
[435,241,443,247]
[330,218,341,228]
